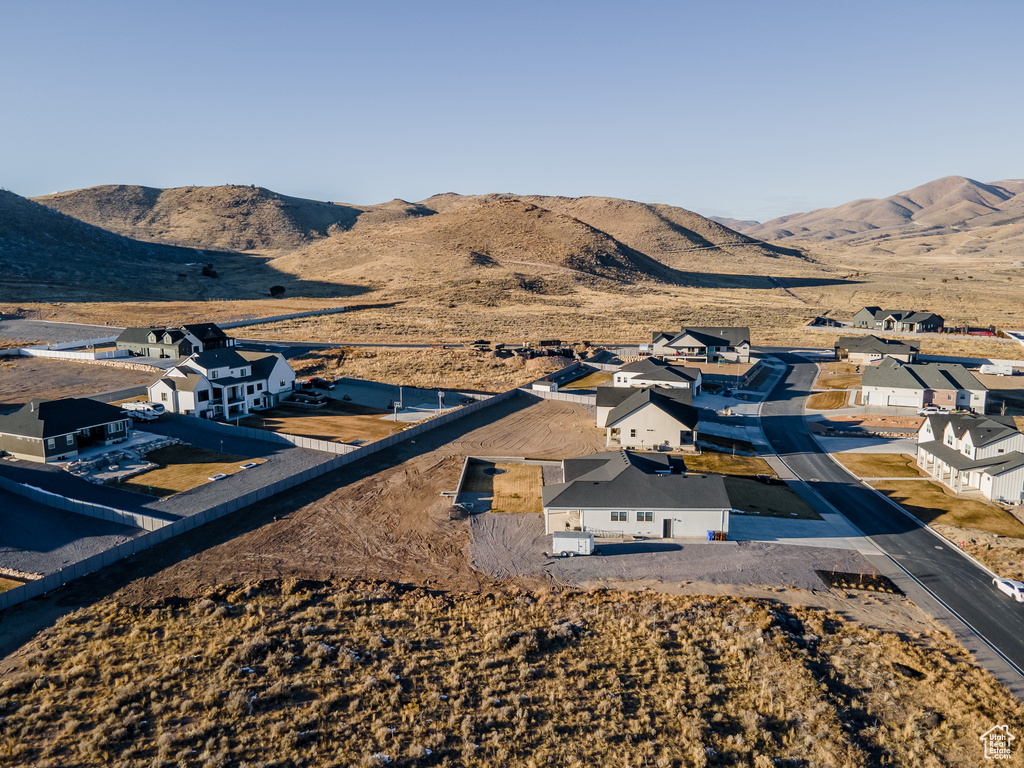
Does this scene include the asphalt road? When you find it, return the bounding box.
[762,353,1024,677]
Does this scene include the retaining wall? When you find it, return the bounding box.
[0,388,517,612]
[19,335,128,361]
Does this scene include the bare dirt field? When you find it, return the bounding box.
[0,357,157,409]
[239,400,407,443]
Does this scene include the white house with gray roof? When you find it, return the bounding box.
[597,387,698,450]
[917,414,1024,503]
[834,335,919,365]
[652,327,750,362]
[861,358,986,410]
[612,357,702,393]
[851,307,944,333]
[148,349,295,419]
[542,450,733,538]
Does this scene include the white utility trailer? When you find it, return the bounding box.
[552,531,596,557]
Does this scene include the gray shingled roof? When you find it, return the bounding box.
[944,413,1020,447]
[835,335,919,355]
[115,326,163,345]
[665,327,750,348]
[862,358,984,391]
[920,441,1024,476]
[619,357,699,383]
[187,349,250,369]
[155,373,207,392]
[543,450,731,509]
[596,384,693,408]
[183,323,227,342]
[605,388,699,430]
[0,398,127,439]
[876,309,943,324]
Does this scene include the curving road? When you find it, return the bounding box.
[762,353,1024,688]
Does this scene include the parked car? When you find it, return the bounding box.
[721,389,733,398]
[993,578,1024,602]
[308,377,336,390]
[916,406,950,416]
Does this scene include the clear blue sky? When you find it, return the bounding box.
[2,1,1022,220]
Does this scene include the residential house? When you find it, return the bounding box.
[148,349,296,419]
[834,335,919,364]
[851,307,944,333]
[861,358,986,410]
[917,413,1024,503]
[652,327,751,362]
[116,323,234,358]
[542,450,733,538]
[0,398,132,463]
[601,387,698,450]
[612,357,702,393]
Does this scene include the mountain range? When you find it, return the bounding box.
[713,176,1024,242]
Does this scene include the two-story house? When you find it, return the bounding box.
[917,413,1024,503]
[116,323,235,358]
[148,349,295,419]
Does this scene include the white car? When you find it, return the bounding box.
[916,406,950,416]
[993,578,1024,602]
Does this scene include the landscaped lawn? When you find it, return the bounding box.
[560,371,613,390]
[678,452,775,478]
[834,453,924,479]
[724,478,822,520]
[239,401,407,444]
[806,390,850,409]
[870,480,1024,538]
[115,445,262,498]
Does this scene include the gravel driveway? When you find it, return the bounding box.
[469,513,878,591]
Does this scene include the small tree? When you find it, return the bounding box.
[269,285,285,298]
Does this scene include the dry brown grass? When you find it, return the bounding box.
[813,361,862,390]
[3,580,1019,768]
[834,453,925,478]
[806,390,851,409]
[290,347,569,393]
[677,452,775,477]
[0,577,24,593]
[871,480,1024,538]
[560,371,613,390]
[490,464,542,515]
[239,401,406,444]
[114,445,256,497]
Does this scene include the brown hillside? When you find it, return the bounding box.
[270,197,682,287]
[32,184,410,252]
[739,176,1023,243]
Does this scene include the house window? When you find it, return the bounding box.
[636,511,653,522]
[242,368,249,376]
[197,390,209,402]
[280,379,286,387]
[247,384,255,395]
[611,511,626,522]
[161,392,168,402]
[630,429,637,438]
[67,435,74,444]
[210,370,218,379]
[257,383,264,391]
[47,438,55,449]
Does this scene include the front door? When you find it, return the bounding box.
[663,519,672,539]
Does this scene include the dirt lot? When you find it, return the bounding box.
[813,361,862,390]
[827,414,924,429]
[238,400,407,443]
[0,357,156,409]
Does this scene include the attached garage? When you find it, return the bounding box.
[886,392,920,407]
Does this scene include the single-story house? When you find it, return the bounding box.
[917,413,1024,503]
[834,335,919,364]
[600,387,698,450]
[613,357,702,393]
[861,358,986,411]
[652,327,751,363]
[851,307,944,333]
[0,398,132,463]
[148,349,296,419]
[542,450,733,538]
[116,323,235,358]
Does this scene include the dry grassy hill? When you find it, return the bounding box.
[2,580,1019,767]
[735,176,1024,243]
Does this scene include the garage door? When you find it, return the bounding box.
[887,394,919,407]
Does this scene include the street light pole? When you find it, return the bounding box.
[438,391,444,414]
